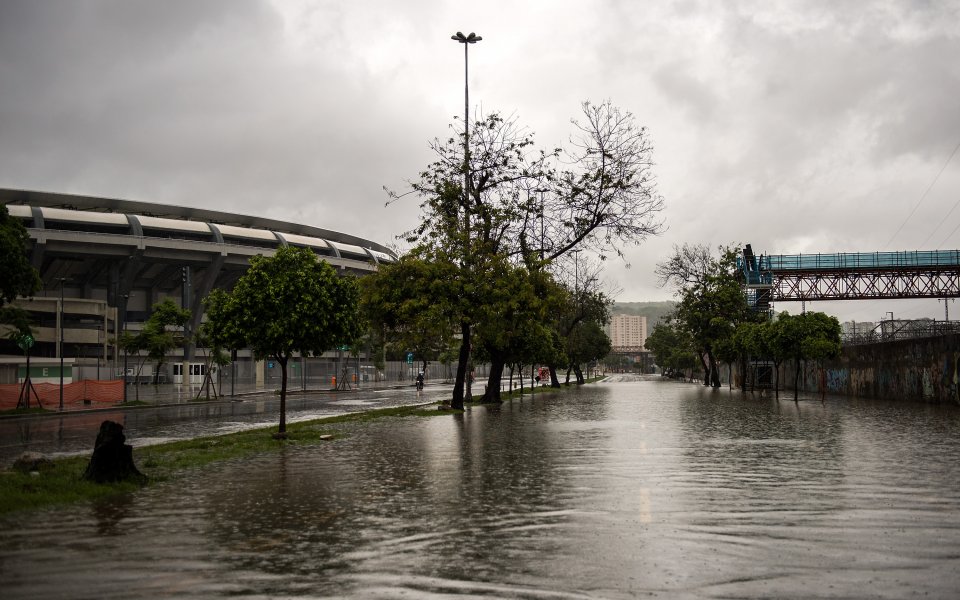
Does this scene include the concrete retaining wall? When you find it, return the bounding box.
[786,334,960,404]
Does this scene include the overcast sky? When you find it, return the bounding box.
[2,0,959,324]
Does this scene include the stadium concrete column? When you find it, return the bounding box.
[181,265,192,361]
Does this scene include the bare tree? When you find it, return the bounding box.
[542,100,666,263]
[655,243,715,288]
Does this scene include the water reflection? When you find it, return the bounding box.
[2,377,960,598]
[0,388,441,467]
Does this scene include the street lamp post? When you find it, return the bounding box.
[96,323,102,381]
[58,278,66,411]
[451,31,482,211]
[122,294,129,403]
[452,30,481,401]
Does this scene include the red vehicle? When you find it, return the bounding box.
[536,367,550,385]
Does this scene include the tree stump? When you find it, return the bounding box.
[82,420,147,484]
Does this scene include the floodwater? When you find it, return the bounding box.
[0,385,440,467]
[2,376,960,599]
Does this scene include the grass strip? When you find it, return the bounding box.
[0,403,442,517]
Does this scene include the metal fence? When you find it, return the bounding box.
[842,320,960,345]
[765,250,960,272]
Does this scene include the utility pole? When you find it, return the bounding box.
[59,278,66,411]
[939,298,955,321]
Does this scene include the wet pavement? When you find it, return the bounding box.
[0,380,446,467]
[2,375,960,598]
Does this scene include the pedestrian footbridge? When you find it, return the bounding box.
[738,244,960,308]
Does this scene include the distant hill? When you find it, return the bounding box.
[611,301,676,327]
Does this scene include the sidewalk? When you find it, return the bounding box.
[1,377,437,414]
[117,377,431,406]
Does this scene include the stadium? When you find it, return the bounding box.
[0,188,397,400]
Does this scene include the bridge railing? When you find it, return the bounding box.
[764,250,960,272]
[842,320,960,345]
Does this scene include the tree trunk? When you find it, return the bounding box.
[774,361,781,399]
[574,364,584,384]
[276,355,288,438]
[698,352,709,385]
[548,365,561,388]
[134,358,147,402]
[483,357,506,403]
[793,356,801,402]
[451,321,470,410]
[707,349,721,387]
[564,366,572,386]
[740,355,749,393]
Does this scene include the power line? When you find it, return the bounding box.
[936,218,960,250]
[885,139,960,250]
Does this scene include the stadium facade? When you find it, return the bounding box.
[0,188,397,386]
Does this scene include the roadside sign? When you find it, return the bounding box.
[17,334,34,351]
[406,352,414,365]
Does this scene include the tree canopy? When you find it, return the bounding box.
[658,244,756,387]
[209,246,361,436]
[0,205,41,307]
[0,205,41,342]
[381,100,662,406]
[118,298,191,401]
[646,320,698,379]
[774,311,842,400]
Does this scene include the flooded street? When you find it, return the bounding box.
[3,376,960,598]
[0,385,445,467]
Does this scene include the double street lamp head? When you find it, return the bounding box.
[451,31,482,44]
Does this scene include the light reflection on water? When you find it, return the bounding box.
[3,378,960,598]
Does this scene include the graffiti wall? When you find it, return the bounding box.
[783,334,960,404]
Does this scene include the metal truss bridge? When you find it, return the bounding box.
[738,244,960,306]
[610,346,647,354]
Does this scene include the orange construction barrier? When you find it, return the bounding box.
[0,380,123,410]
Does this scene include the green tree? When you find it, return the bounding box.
[209,246,361,437]
[0,205,41,307]
[775,311,842,401]
[732,319,783,394]
[359,251,460,385]
[392,101,665,407]
[646,319,698,379]
[146,299,192,385]
[665,246,752,387]
[195,291,232,400]
[564,319,611,383]
[118,299,191,401]
[535,262,612,387]
[0,205,41,345]
[471,258,560,401]
[0,305,35,347]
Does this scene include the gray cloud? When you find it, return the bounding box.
[1,0,958,323]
